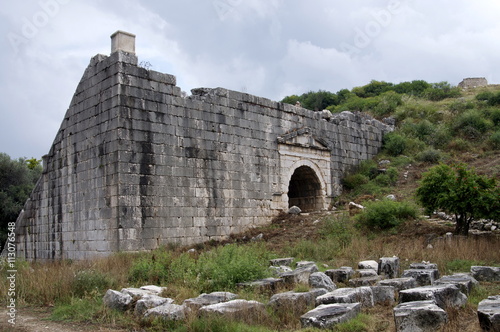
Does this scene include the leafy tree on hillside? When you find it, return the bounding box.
[416,163,499,235]
[0,153,42,249]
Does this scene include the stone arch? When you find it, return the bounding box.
[286,161,327,212]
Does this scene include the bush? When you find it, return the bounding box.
[373,91,402,117]
[128,250,172,284]
[423,82,461,101]
[416,148,443,163]
[342,174,369,190]
[72,270,113,297]
[197,244,272,292]
[383,133,407,156]
[447,138,472,152]
[489,131,500,150]
[453,110,494,138]
[356,200,418,230]
[320,215,354,249]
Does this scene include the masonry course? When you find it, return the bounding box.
[14,32,392,260]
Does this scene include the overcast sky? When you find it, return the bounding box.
[1,0,500,159]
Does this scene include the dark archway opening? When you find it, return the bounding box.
[288,166,322,212]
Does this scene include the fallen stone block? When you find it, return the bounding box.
[348,276,381,287]
[477,295,500,332]
[377,277,416,292]
[309,272,336,291]
[268,265,292,277]
[144,303,187,321]
[371,286,395,305]
[316,287,374,308]
[268,289,327,314]
[280,264,318,284]
[399,284,467,309]
[121,287,155,299]
[434,273,478,295]
[379,257,400,279]
[103,289,133,311]
[300,303,361,329]
[471,266,500,282]
[409,262,438,271]
[135,294,173,316]
[358,260,378,271]
[394,300,447,332]
[401,269,439,286]
[325,267,355,283]
[183,292,238,311]
[356,269,378,277]
[140,285,166,295]
[296,261,316,268]
[199,299,266,321]
[270,257,294,267]
[237,278,283,292]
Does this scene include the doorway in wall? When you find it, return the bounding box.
[287,165,322,212]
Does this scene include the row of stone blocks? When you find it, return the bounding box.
[103,258,500,331]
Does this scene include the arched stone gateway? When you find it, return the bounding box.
[288,166,323,212]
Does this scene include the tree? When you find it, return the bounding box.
[416,163,499,235]
[0,153,42,249]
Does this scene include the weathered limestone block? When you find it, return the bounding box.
[144,303,187,321]
[198,299,266,321]
[280,264,319,284]
[477,295,500,332]
[237,278,283,292]
[356,269,378,277]
[348,276,381,287]
[409,262,438,271]
[394,300,447,332]
[268,289,327,314]
[135,295,173,316]
[471,266,500,282]
[358,260,378,271]
[300,303,361,329]
[268,265,292,277]
[296,261,316,268]
[401,269,439,286]
[371,286,395,305]
[399,284,468,309]
[288,206,301,214]
[434,273,478,295]
[377,277,416,292]
[121,287,155,299]
[103,289,133,311]
[379,257,400,279]
[140,285,167,295]
[183,292,238,311]
[309,272,337,291]
[316,287,374,308]
[270,257,294,266]
[325,267,355,283]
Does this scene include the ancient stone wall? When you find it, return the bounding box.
[14,34,392,260]
[458,77,488,89]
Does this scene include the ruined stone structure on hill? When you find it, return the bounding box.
[14,31,392,260]
[458,77,488,89]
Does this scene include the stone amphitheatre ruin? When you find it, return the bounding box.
[13,31,393,260]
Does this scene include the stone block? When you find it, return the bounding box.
[183,292,238,312]
[325,267,355,283]
[471,266,500,282]
[198,299,266,321]
[144,303,187,320]
[309,272,337,291]
[377,277,416,293]
[237,278,283,292]
[280,264,319,285]
[434,273,479,295]
[402,269,439,286]
[103,289,133,311]
[394,300,447,332]
[300,303,361,329]
[356,269,378,277]
[370,286,395,305]
[268,289,327,314]
[348,276,381,287]
[135,294,173,316]
[379,257,400,279]
[316,287,374,308]
[358,260,378,271]
[270,257,294,267]
[399,284,468,309]
[477,295,500,332]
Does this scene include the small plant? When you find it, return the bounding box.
[71,270,113,297]
[489,130,500,150]
[453,110,494,139]
[128,250,172,284]
[342,173,369,190]
[416,148,443,164]
[356,199,418,230]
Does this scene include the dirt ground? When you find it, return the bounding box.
[0,307,129,332]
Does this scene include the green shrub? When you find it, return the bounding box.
[453,110,494,138]
[489,131,500,150]
[342,173,369,190]
[423,82,461,101]
[486,108,500,127]
[196,244,272,292]
[356,200,418,230]
[416,148,443,163]
[447,138,472,152]
[476,91,495,102]
[320,215,354,249]
[357,159,379,178]
[128,250,172,284]
[373,91,402,117]
[383,133,407,156]
[71,270,113,297]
